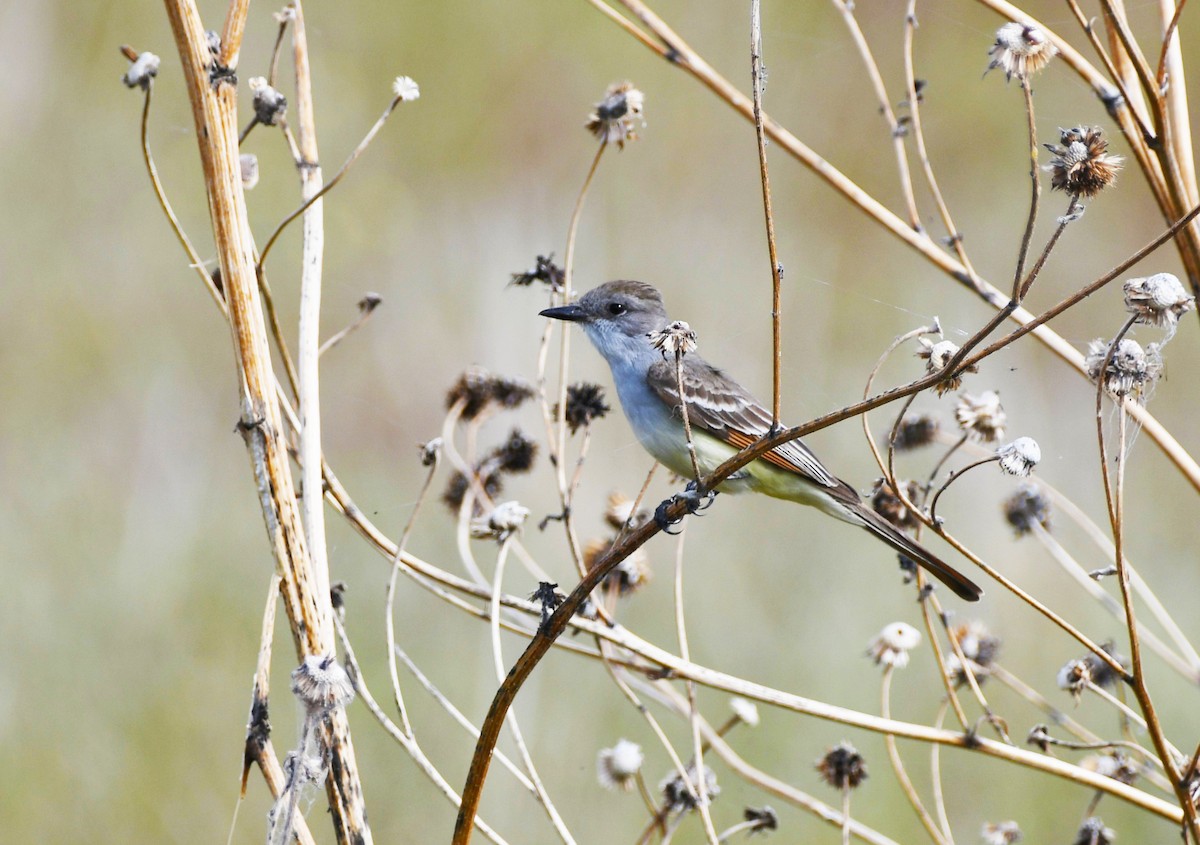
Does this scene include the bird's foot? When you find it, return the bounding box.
[653,485,717,534]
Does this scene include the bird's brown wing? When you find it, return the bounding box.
[646,355,848,492]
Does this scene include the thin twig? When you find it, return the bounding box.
[881,666,950,845]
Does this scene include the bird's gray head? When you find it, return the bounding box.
[539,280,669,344]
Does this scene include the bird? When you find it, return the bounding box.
[540,280,982,602]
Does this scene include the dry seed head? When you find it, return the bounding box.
[1003,483,1050,536]
[981,821,1023,845]
[510,254,565,290]
[605,491,645,530]
[1081,752,1138,785]
[997,437,1040,477]
[1056,657,1091,700]
[660,764,720,813]
[816,742,868,790]
[558,382,610,434]
[867,622,921,668]
[470,500,529,542]
[445,369,535,419]
[1073,818,1115,845]
[418,437,443,467]
[893,413,940,451]
[487,427,538,475]
[648,321,697,358]
[586,81,645,149]
[870,479,922,532]
[596,739,643,791]
[122,50,160,90]
[392,76,420,102]
[730,697,761,728]
[955,391,1006,442]
[585,539,651,595]
[1085,338,1161,401]
[917,338,974,395]
[290,654,355,714]
[1044,127,1123,198]
[743,806,779,832]
[1123,272,1193,329]
[240,153,260,190]
[987,22,1057,80]
[249,77,287,126]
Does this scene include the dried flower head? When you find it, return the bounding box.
[997,437,1040,477]
[586,81,645,149]
[1081,752,1138,785]
[1003,483,1050,535]
[585,539,651,594]
[441,469,502,515]
[392,76,420,102]
[743,806,779,833]
[418,438,443,467]
[510,254,565,290]
[648,320,697,358]
[981,821,1023,845]
[1085,338,1161,401]
[917,338,975,395]
[867,622,922,668]
[597,739,644,791]
[1044,127,1123,198]
[248,76,287,126]
[486,428,538,475]
[470,500,529,542]
[1026,723,1053,752]
[358,292,383,313]
[240,153,260,190]
[660,764,720,813]
[605,491,648,531]
[870,479,922,532]
[730,697,761,728]
[1056,657,1091,700]
[529,581,564,629]
[558,382,610,433]
[273,6,297,23]
[1073,817,1115,845]
[1123,272,1194,329]
[987,22,1057,80]
[816,742,868,790]
[122,50,161,90]
[893,413,940,451]
[446,369,535,420]
[955,391,1006,442]
[946,620,1001,685]
[290,654,355,714]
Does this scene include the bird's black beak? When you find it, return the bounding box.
[539,304,587,322]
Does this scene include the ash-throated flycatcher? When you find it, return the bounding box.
[541,280,982,602]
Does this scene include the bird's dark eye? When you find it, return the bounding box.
[607,302,627,316]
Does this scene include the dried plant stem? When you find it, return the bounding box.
[1011,81,1040,296]
[160,3,368,840]
[672,527,720,844]
[488,538,577,844]
[881,666,950,845]
[257,91,407,274]
[930,701,954,842]
[674,350,703,482]
[751,0,784,425]
[928,455,998,524]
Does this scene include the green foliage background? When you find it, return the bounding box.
[2,1,1198,841]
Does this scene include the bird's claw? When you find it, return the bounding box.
[653,486,717,534]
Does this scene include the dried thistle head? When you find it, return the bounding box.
[1081,752,1139,786]
[1085,338,1161,401]
[955,391,1006,442]
[486,428,538,475]
[981,821,1023,845]
[867,622,921,669]
[121,49,161,90]
[586,81,645,149]
[1123,272,1194,329]
[418,438,443,467]
[892,413,940,451]
[1056,657,1092,701]
[558,382,610,434]
[249,76,287,126]
[510,254,565,290]
[585,539,651,595]
[946,620,1001,686]
[391,75,420,102]
[1073,818,1115,845]
[605,491,648,531]
[660,764,720,813]
[290,654,355,714]
[446,369,535,420]
[1003,483,1050,536]
[743,806,779,833]
[596,739,643,791]
[916,338,975,395]
[996,437,1040,477]
[1044,127,1123,198]
[987,22,1057,80]
[870,479,922,532]
[648,320,697,358]
[816,742,868,790]
[470,500,529,542]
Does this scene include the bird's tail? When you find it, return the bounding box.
[855,506,983,602]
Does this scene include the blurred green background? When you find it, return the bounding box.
[3,0,1199,841]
